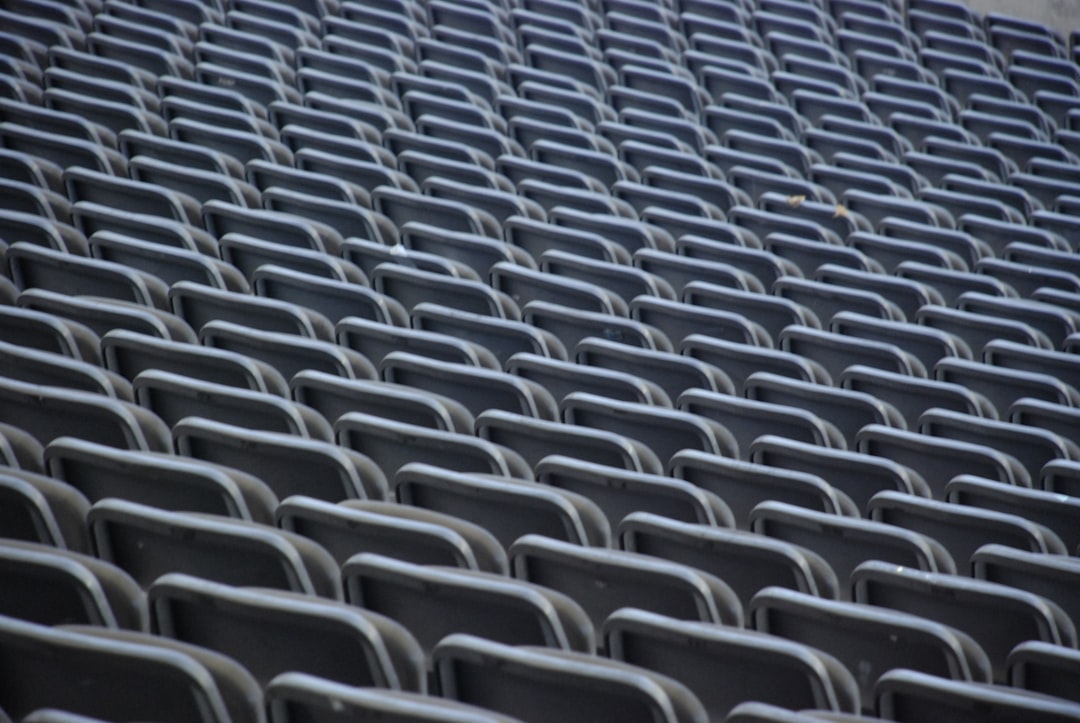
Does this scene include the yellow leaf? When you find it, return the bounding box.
[834,204,849,218]
[786,194,806,207]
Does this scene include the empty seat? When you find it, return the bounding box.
[510,534,742,635]
[411,304,566,366]
[852,561,1076,683]
[8,243,169,311]
[867,490,1066,575]
[336,414,531,480]
[604,608,860,719]
[394,463,607,549]
[201,320,377,383]
[491,262,627,316]
[679,389,845,460]
[0,340,131,402]
[670,449,859,527]
[750,587,992,714]
[88,498,341,598]
[857,423,1029,498]
[276,496,506,573]
[920,408,1079,484]
[563,392,739,466]
[291,371,473,434]
[745,372,907,450]
[934,357,1080,418]
[432,633,708,723]
[1007,641,1080,708]
[506,351,670,407]
[575,336,731,403]
[524,301,672,354]
[265,673,521,723]
[779,325,925,383]
[630,296,770,349]
[174,417,387,501]
[0,469,91,552]
[875,667,1080,723]
[133,370,332,441]
[337,316,500,371]
[751,501,956,598]
[0,539,145,631]
[149,573,424,690]
[0,615,259,723]
[681,332,829,391]
[88,232,249,293]
[841,366,994,429]
[101,329,288,398]
[169,282,335,341]
[619,512,839,612]
[381,351,557,421]
[475,410,665,475]
[949,477,1080,556]
[17,289,197,346]
[342,553,594,663]
[534,454,731,530]
[0,377,171,453]
[44,437,277,525]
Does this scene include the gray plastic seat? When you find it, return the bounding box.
[0,616,259,723]
[853,561,1076,683]
[342,553,594,665]
[174,417,386,502]
[264,672,520,723]
[510,534,742,636]
[875,667,1080,723]
[276,496,506,573]
[133,370,333,442]
[0,538,145,631]
[149,573,424,691]
[88,498,341,598]
[750,587,991,713]
[604,608,859,720]
[432,633,708,723]
[44,437,277,525]
[393,463,607,549]
[336,414,532,481]
[619,512,839,613]
[745,372,907,450]
[475,410,665,476]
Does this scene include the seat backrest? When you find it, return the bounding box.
[88,499,341,599]
[619,512,839,614]
[856,423,1030,498]
[336,413,532,481]
[343,553,594,663]
[432,633,709,723]
[750,587,992,714]
[394,463,608,549]
[265,672,522,723]
[604,608,860,720]
[277,496,507,574]
[510,534,742,635]
[149,573,424,691]
[0,616,240,723]
[876,667,1080,723]
[0,539,146,631]
[174,416,386,502]
[534,455,732,530]
[853,561,1077,683]
[381,351,557,421]
[669,449,858,527]
[751,501,956,599]
[0,376,171,453]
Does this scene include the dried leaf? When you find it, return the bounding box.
[834,204,849,219]
[786,194,806,208]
